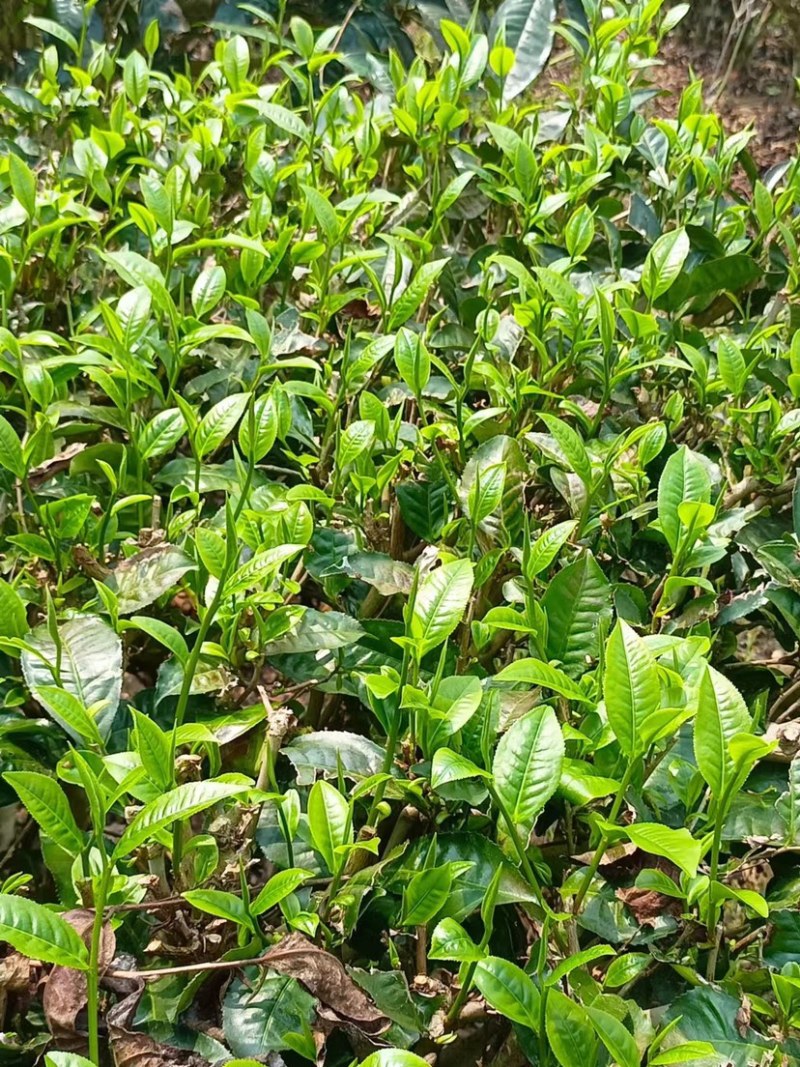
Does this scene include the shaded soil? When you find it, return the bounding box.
[655,21,800,172]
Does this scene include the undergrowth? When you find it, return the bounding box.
[1,2,800,1066]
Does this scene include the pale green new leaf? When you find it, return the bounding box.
[410,559,474,656]
[251,868,314,916]
[9,154,36,218]
[492,706,564,838]
[538,412,592,489]
[545,945,614,986]
[388,258,449,330]
[0,578,28,639]
[0,414,25,479]
[625,823,701,878]
[34,687,105,746]
[139,409,186,462]
[693,664,751,799]
[431,748,489,790]
[307,780,351,874]
[497,658,593,703]
[657,446,710,553]
[46,1053,97,1067]
[191,265,226,318]
[360,1053,430,1067]
[183,889,252,929]
[114,781,251,858]
[777,756,800,845]
[585,1005,640,1067]
[337,419,375,469]
[239,393,278,462]
[395,328,431,397]
[194,394,249,459]
[4,771,84,853]
[604,620,660,757]
[402,866,452,926]
[0,894,88,970]
[429,918,485,962]
[525,519,576,578]
[642,228,690,302]
[546,988,597,1067]
[717,336,746,396]
[542,552,612,675]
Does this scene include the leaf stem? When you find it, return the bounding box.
[572,758,637,915]
[706,799,725,942]
[367,647,409,825]
[87,862,114,1066]
[488,783,547,912]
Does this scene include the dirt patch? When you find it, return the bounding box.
[654,22,800,173]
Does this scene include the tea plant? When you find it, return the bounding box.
[0,1,799,1065]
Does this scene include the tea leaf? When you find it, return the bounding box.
[492,706,564,838]
[0,895,89,970]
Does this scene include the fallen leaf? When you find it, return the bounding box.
[263,932,389,1036]
[727,859,773,894]
[0,952,33,993]
[736,995,752,1038]
[0,951,34,1025]
[28,443,87,487]
[107,985,209,1067]
[44,909,116,1051]
[336,298,380,322]
[573,842,638,868]
[764,721,800,762]
[616,887,682,928]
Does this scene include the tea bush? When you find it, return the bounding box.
[1,2,800,1066]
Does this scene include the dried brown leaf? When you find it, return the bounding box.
[573,842,638,868]
[28,443,86,487]
[0,951,34,1026]
[736,995,752,1038]
[615,887,681,928]
[0,952,32,993]
[727,859,774,895]
[263,932,389,1036]
[107,986,208,1067]
[764,721,800,763]
[43,909,116,1050]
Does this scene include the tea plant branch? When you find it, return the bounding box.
[87,862,115,1066]
[170,505,243,870]
[572,759,637,914]
[22,476,59,562]
[368,570,420,825]
[107,954,276,980]
[487,783,547,912]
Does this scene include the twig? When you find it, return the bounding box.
[771,677,800,722]
[15,481,27,531]
[731,926,768,954]
[706,923,722,982]
[107,896,186,915]
[330,0,361,54]
[108,955,272,980]
[415,924,427,977]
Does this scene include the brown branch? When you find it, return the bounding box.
[108,955,271,981]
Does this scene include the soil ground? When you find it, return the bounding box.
[656,20,800,172]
